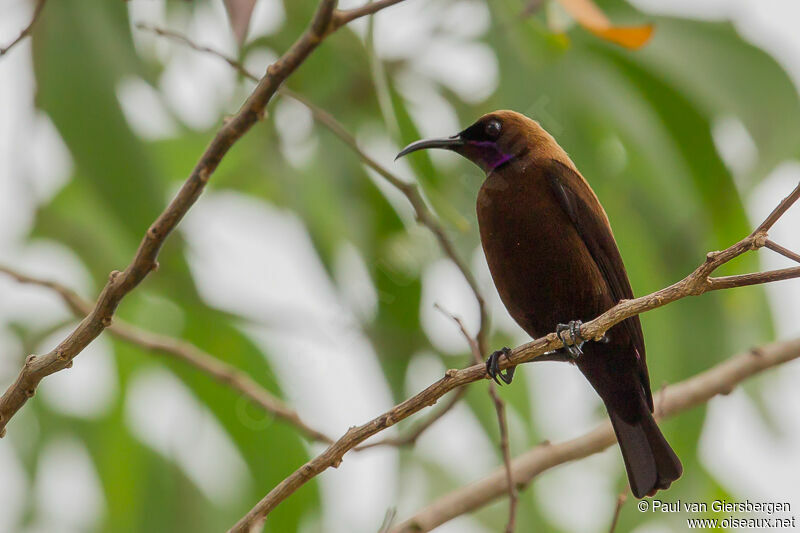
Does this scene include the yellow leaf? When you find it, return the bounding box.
[590,25,654,49]
[556,0,654,49]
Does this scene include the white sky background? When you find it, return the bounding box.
[1,0,800,532]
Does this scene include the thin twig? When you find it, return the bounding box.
[435,304,517,533]
[764,239,800,265]
[134,22,488,448]
[355,387,466,450]
[331,0,407,28]
[0,0,410,438]
[608,490,628,533]
[227,181,800,530]
[0,265,333,443]
[754,185,800,233]
[135,23,253,78]
[707,266,800,290]
[0,0,46,56]
[377,507,398,533]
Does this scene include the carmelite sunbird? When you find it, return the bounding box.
[397,110,682,498]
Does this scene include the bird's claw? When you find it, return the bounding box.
[556,320,585,359]
[485,346,514,385]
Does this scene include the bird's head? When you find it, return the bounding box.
[396,110,560,173]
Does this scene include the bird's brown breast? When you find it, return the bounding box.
[477,162,613,338]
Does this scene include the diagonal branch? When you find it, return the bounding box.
[354,387,466,450]
[764,239,800,265]
[331,0,407,28]
[0,0,46,57]
[135,23,488,448]
[227,181,800,530]
[0,265,333,444]
[0,0,409,438]
[754,185,800,233]
[707,266,800,290]
[135,24,254,79]
[607,490,628,533]
[389,337,800,532]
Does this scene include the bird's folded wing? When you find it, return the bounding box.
[543,159,653,410]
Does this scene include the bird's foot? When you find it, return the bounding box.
[485,346,514,385]
[556,320,585,359]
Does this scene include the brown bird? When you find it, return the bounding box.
[397,110,682,498]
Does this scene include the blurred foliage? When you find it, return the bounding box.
[4,0,797,531]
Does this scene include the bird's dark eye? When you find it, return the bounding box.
[485,119,502,139]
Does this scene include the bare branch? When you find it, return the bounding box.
[135,24,255,80]
[764,239,800,265]
[331,0,407,29]
[389,338,800,531]
[0,265,333,444]
[708,266,800,290]
[228,181,800,530]
[355,388,466,450]
[0,0,46,57]
[0,0,410,438]
[608,490,628,533]
[754,182,800,234]
[378,508,398,533]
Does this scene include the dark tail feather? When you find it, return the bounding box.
[609,407,682,499]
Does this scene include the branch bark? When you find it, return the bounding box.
[390,337,800,532]
[763,239,800,265]
[331,0,407,28]
[227,181,800,531]
[0,0,46,56]
[0,0,409,438]
[354,388,466,450]
[607,491,628,533]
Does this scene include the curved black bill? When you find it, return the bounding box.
[395,136,464,160]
